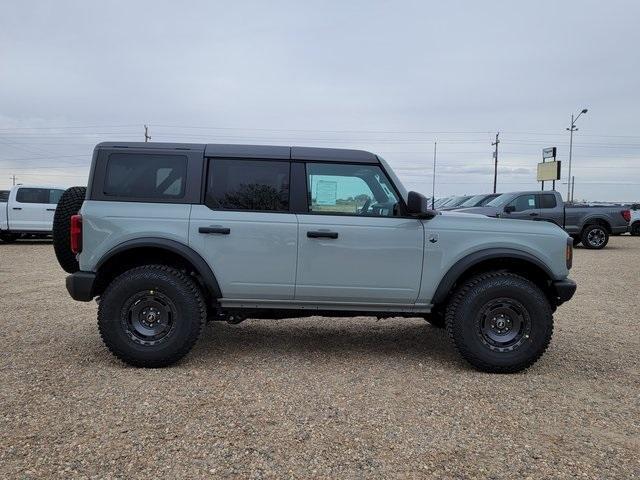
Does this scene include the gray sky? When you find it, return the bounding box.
[1,0,639,201]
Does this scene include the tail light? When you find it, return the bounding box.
[622,210,631,222]
[70,214,83,254]
[566,237,573,270]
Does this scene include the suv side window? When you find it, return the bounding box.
[206,159,290,211]
[16,188,49,203]
[539,194,557,209]
[506,194,537,212]
[306,163,400,217]
[104,153,187,199]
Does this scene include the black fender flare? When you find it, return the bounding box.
[431,248,554,305]
[579,215,612,232]
[96,237,222,298]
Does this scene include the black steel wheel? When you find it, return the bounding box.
[476,298,531,352]
[581,224,609,250]
[98,265,206,367]
[445,272,554,373]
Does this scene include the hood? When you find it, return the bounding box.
[455,206,500,217]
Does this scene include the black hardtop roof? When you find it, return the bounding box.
[95,142,379,163]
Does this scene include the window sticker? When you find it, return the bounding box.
[315,180,337,206]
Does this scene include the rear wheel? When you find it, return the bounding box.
[445,272,553,373]
[631,222,640,236]
[581,224,609,249]
[53,186,87,273]
[571,235,581,247]
[98,265,206,368]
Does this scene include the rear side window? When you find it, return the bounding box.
[104,154,187,199]
[0,191,9,202]
[16,188,50,203]
[540,194,557,209]
[206,159,290,211]
[49,189,64,204]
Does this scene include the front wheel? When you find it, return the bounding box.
[581,224,609,249]
[98,265,206,367]
[631,223,640,236]
[445,272,553,373]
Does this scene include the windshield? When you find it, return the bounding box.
[486,193,513,207]
[459,194,485,208]
[445,196,470,207]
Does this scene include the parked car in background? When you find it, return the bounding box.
[630,204,640,236]
[0,185,66,242]
[453,193,501,210]
[439,195,472,210]
[458,190,630,249]
[433,197,451,208]
[0,190,9,202]
[55,142,576,373]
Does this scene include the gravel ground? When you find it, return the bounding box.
[1,238,639,479]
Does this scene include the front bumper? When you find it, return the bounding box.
[551,278,577,306]
[66,271,96,302]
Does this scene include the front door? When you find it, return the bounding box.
[295,162,424,304]
[189,158,298,300]
[503,193,540,221]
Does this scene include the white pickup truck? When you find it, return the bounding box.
[0,185,66,242]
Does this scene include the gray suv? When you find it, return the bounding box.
[55,142,576,372]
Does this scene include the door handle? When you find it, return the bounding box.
[12,207,22,210]
[529,212,539,216]
[46,208,56,211]
[307,230,338,239]
[199,226,230,235]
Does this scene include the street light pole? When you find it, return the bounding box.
[431,140,437,209]
[566,108,588,202]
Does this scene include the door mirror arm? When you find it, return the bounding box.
[504,205,516,214]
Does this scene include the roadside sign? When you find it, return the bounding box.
[537,161,561,181]
[542,147,556,160]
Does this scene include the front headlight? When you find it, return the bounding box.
[566,237,573,270]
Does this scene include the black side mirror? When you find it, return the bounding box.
[407,191,436,218]
[504,205,515,214]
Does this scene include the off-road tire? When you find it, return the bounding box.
[581,224,609,250]
[445,272,553,373]
[53,186,86,273]
[572,236,581,247]
[98,265,206,368]
[631,222,640,236]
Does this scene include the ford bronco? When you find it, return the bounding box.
[54,142,576,372]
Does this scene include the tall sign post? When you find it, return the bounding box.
[538,147,560,190]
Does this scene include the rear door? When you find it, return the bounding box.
[537,193,563,227]
[295,161,423,304]
[503,193,540,221]
[9,187,50,231]
[189,157,298,300]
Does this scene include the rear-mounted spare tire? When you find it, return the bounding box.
[53,186,87,273]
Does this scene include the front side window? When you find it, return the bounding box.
[306,163,400,217]
[507,194,537,212]
[206,159,290,211]
[104,153,187,199]
[16,188,49,203]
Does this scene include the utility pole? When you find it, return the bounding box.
[566,108,588,201]
[491,132,500,193]
[431,140,437,209]
[571,176,575,203]
[144,125,151,142]
[11,174,16,186]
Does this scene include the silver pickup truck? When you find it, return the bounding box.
[53,142,577,373]
[458,190,630,249]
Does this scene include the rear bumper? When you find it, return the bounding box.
[551,278,577,306]
[66,271,96,302]
[611,225,628,234]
